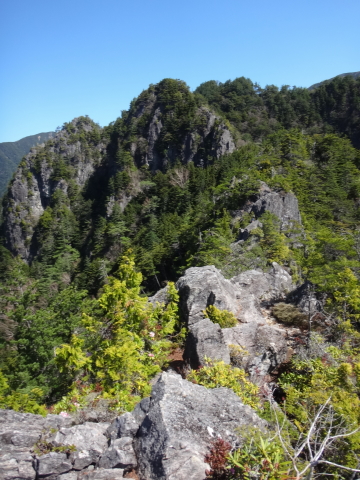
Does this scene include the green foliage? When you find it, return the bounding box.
[0,371,46,415]
[187,357,259,409]
[272,303,307,327]
[1,76,360,438]
[204,305,238,328]
[55,252,180,413]
[33,440,76,456]
[227,434,291,480]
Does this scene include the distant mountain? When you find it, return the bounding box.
[0,132,54,196]
[308,71,360,91]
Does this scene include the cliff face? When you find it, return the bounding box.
[117,79,236,170]
[3,117,105,261]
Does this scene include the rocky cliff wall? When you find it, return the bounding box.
[2,118,105,261]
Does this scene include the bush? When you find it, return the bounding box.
[187,357,259,409]
[0,371,46,415]
[204,305,238,328]
[272,302,307,327]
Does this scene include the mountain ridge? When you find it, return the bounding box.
[308,70,360,90]
[0,131,54,197]
[1,76,360,478]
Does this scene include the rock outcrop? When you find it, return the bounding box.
[177,262,300,377]
[127,372,266,480]
[176,265,240,326]
[3,117,105,261]
[234,181,302,242]
[127,86,236,171]
[0,371,266,480]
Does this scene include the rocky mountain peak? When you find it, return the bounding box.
[2,117,105,261]
[119,79,236,170]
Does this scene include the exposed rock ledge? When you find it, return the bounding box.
[176,262,304,379]
[0,372,266,480]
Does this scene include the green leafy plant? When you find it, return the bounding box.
[33,440,76,456]
[204,305,238,328]
[227,435,291,480]
[0,371,46,415]
[55,252,181,413]
[187,357,259,409]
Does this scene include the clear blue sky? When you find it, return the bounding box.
[1,0,359,142]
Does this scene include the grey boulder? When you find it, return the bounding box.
[0,452,36,480]
[249,181,302,231]
[176,265,240,326]
[37,452,72,477]
[98,437,136,469]
[133,371,266,480]
[184,318,230,368]
[77,469,124,479]
[231,262,295,323]
[223,322,295,379]
[52,422,109,460]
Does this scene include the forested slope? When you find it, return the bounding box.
[0,131,54,197]
[1,75,360,478]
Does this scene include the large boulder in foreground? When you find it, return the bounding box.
[109,371,266,480]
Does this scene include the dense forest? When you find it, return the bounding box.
[1,74,360,478]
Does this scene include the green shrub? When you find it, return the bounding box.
[187,357,259,409]
[272,303,307,327]
[204,305,238,328]
[0,371,47,415]
[55,252,182,414]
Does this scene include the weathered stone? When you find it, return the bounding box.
[134,371,266,480]
[148,286,170,307]
[223,323,293,379]
[98,437,136,469]
[177,263,297,378]
[0,452,36,480]
[77,468,124,480]
[71,449,94,470]
[37,452,72,477]
[176,265,240,326]
[106,413,139,440]
[231,263,295,322]
[57,472,78,480]
[250,181,302,231]
[238,219,263,241]
[184,318,230,368]
[3,118,105,262]
[52,423,109,459]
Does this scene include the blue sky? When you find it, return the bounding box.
[1,0,359,142]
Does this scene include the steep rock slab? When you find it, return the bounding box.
[133,371,266,480]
